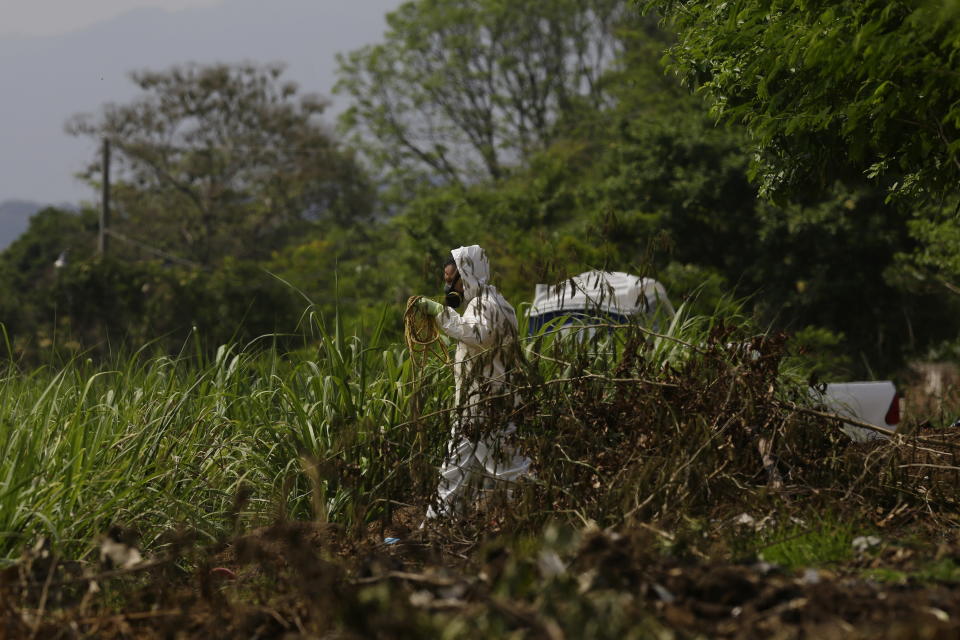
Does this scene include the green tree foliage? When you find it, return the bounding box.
[0,206,305,362]
[3,4,948,378]
[335,0,632,188]
[264,223,396,329]
[747,188,960,374]
[600,97,954,374]
[0,207,98,295]
[67,63,373,267]
[0,207,98,348]
[643,0,960,203]
[633,0,960,368]
[900,198,960,292]
[386,68,957,375]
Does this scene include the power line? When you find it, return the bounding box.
[104,228,204,270]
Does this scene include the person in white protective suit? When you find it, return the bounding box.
[414,245,533,519]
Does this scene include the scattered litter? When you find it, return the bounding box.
[384,537,401,545]
[852,536,882,553]
[537,550,566,579]
[438,582,468,600]
[733,512,774,531]
[99,530,143,569]
[577,568,598,594]
[801,568,821,585]
[652,582,675,603]
[409,590,433,607]
[734,513,756,528]
[928,607,950,622]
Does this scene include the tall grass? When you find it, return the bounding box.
[0,306,456,562]
[0,350,256,559]
[1,296,957,566]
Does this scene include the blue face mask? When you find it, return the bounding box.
[444,271,462,309]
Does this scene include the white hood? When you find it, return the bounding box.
[451,244,489,303]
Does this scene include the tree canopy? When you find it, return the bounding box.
[67,63,373,266]
[644,0,960,202]
[335,0,632,188]
[1,2,954,377]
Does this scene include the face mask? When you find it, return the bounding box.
[444,271,462,309]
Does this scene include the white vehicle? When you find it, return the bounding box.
[527,271,901,440]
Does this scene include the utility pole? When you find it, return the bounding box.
[99,138,110,256]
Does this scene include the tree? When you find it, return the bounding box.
[0,207,97,358]
[384,75,960,376]
[642,0,960,203]
[67,63,373,266]
[0,207,98,295]
[335,0,632,188]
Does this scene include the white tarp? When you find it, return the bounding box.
[528,270,674,320]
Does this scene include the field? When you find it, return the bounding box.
[2,307,960,638]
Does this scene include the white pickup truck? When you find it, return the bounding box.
[527,270,901,441]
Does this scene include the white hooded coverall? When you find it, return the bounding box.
[426,245,532,519]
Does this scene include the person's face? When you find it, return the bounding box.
[444,263,464,294]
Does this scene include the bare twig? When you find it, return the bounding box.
[898,463,960,472]
[780,400,960,452]
[76,609,183,624]
[16,556,172,589]
[351,571,461,587]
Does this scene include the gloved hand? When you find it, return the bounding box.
[415,296,444,316]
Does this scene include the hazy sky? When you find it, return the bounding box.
[0,0,403,204]
[0,0,225,37]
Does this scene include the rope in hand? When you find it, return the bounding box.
[404,296,448,370]
[404,296,449,449]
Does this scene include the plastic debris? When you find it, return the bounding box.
[852,536,882,553]
[802,568,821,585]
[652,582,676,603]
[537,550,566,579]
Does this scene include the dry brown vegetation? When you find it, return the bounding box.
[3,320,960,637]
